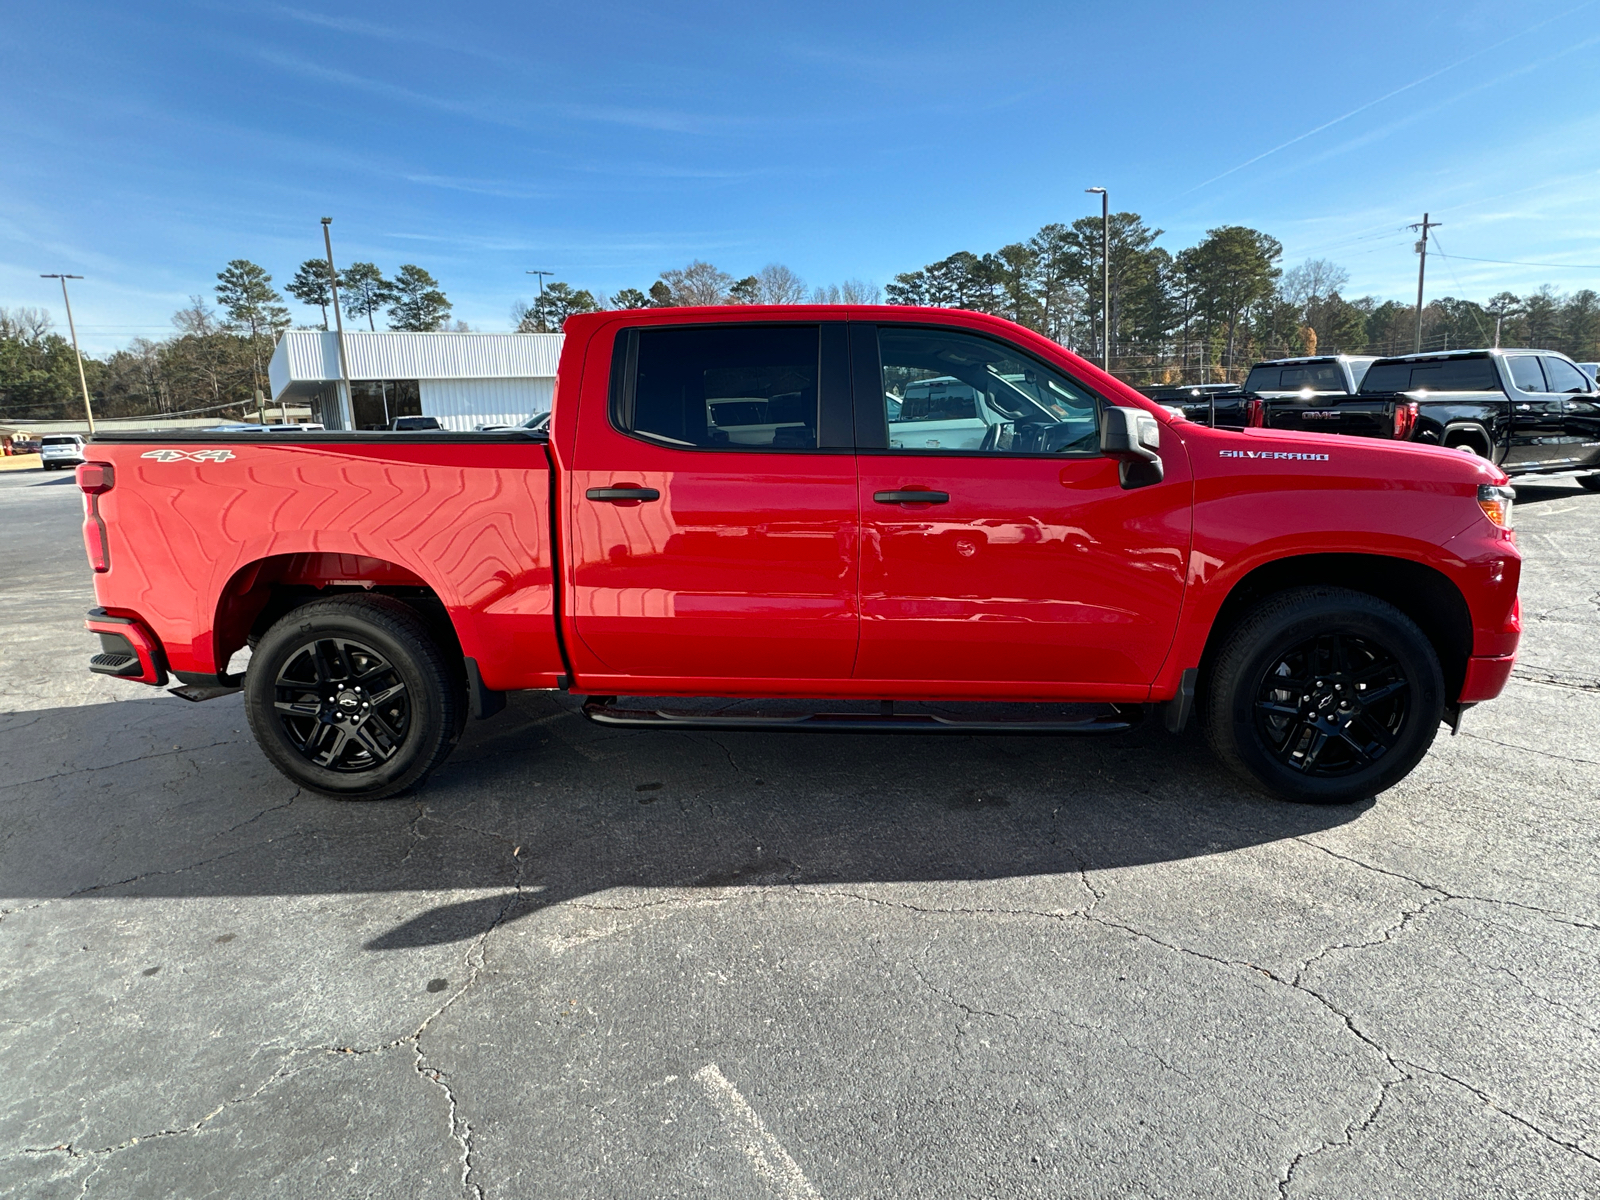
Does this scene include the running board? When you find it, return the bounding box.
[582,700,1140,736]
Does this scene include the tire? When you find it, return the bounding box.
[1578,474,1600,493]
[244,595,462,799]
[1204,587,1445,805]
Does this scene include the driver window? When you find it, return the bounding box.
[878,327,1100,455]
[1507,355,1547,393]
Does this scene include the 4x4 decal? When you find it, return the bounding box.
[140,449,236,463]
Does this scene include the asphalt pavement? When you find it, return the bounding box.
[2,462,1597,1199]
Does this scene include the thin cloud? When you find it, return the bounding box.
[1177,0,1598,196]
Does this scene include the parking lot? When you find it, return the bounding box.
[1,463,1596,1199]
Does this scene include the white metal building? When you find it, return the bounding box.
[267,330,563,431]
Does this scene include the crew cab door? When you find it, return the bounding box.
[1541,355,1600,468]
[850,323,1191,693]
[567,321,860,685]
[1503,354,1568,468]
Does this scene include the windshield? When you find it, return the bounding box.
[1245,363,1346,393]
[42,436,78,445]
[1361,357,1500,393]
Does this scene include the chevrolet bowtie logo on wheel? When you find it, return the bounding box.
[140,449,236,463]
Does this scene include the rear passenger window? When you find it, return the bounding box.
[615,325,820,450]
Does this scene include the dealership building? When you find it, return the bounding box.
[267,330,562,430]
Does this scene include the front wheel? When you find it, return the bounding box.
[244,595,462,799]
[1205,587,1444,804]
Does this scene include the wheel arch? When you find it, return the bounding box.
[1197,553,1474,705]
[1439,421,1495,460]
[214,552,464,679]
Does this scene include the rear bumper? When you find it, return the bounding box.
[85,609,168,686]
[1459,654,1515,703]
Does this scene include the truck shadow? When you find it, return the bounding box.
[0,691,1368,949]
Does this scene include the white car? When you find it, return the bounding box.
[39,434,87,470]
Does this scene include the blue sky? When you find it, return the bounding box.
[3,0,1598,354]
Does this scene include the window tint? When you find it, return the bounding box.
[1506,356,1547,393]
[1541,356,1592,394]
[1360,357,1501,393]
[878,327,1099,455]
[623,325,819,450]
[1245,363,1345,392]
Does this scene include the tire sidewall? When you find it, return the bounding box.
[1218,595,1443,804]
[245,604,451,798]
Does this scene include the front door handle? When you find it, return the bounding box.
[586,487,660,502]
[874,490,949,504]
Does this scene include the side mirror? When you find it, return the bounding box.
[1101,406,1163,489]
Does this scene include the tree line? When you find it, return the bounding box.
[5,222,1598,425]
[0,258,457,424]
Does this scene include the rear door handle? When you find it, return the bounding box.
[873,490,949,504]
[586,487,660,502]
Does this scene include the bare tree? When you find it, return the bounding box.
[0,307,52,340]
[756,264,807,304]
[839,279,881,304]
[811,284,842,304]
[660,260,733,305]
[1281,259,1349,314]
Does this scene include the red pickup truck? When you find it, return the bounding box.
[76,306,1521,805]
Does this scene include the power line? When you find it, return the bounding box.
[1427,251,1600,270]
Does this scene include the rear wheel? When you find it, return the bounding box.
[1205,587,1444,804]
[245,595,461,799]
[1578,473,1600,493]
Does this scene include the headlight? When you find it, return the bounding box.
[1478,484,1515,530]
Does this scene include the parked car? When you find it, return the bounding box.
[79,305,1520,806]
[1250,348,1600,489]
[39,434,87,469]
[478,411,552,434]
[390,416,443,431]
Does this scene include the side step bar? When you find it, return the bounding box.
[582,699,1139,736]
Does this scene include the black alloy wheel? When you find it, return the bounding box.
[245,595,462,799]
[1205,587,1444,804]
[272,636,411,772]
[1253,633,1409,777]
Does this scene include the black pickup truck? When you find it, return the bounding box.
[1253,348,1600,487]
[1142,355,1376,428]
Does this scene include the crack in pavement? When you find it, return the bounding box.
[0,739,243,792]
[1291,839,1600,931]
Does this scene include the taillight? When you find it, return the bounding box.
[77,461,114,572]
[1478,484,1515,530]
[1245,398,1265,427]
[77,462,115,494]
[1394,401,1419,439]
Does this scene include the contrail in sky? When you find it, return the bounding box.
[1179,0,1596,197]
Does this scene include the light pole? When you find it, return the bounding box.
[1085,188,1109,372]
[526,270,553,330]
[321,218,354,430]
[40,274,96,434]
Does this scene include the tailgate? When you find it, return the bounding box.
[1264,398,1395,439]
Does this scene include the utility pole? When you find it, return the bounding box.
[1409,212,1441,353]
[526,270,553,330]
[40,274,96,434]
[322,218,354,430]
[1085,189,1109,371]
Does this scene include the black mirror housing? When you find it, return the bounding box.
[1101,406,1163,488]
